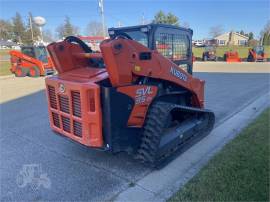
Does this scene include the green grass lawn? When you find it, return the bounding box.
[0,61,12,76]
[193,46,270,59]
[169,108,270,202]
[0,49,11,56]
[0,49,12,76]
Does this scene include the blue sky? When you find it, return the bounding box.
[0,0,269,39]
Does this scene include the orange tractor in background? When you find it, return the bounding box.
[10,45,55,77]
[223,50,241,62]
[45,24,215,167]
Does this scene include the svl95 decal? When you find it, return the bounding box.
[135,86,153,104]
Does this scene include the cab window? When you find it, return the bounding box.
[22,47,35,58]
[155,29,190,61]
[35,47,48,63]
[123,30,148,47]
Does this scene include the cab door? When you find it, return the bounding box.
[153,26,193,74]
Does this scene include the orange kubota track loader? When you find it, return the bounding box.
[45,24,215,166]
[10,46,54,77]
[224,50,241,62]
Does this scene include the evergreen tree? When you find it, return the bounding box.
[12,12,26,43]
[153,11,179,26]
[248,32,254,41]
[262,32,270,45]
[56,16,79,39]
[260,21,270,45]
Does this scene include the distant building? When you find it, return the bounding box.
[192,40,205,47]
[0,39,20,49]
[215,32,248,46]
[78,36,106,52]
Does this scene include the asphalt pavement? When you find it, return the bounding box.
[0,72,269,201]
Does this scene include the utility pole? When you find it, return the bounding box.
[98,0,106,37]
[29,13,34,43]
[141,12,145,25]
[118,21,122,27]
[39,27,44,43]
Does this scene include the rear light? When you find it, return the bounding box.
[89,90,95,112]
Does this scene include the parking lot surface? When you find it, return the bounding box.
[0,72,269,201]
[194,61,270,73]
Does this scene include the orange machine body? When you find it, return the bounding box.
[46,35,205,150]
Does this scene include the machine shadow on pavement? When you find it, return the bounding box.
[0,90,150,201]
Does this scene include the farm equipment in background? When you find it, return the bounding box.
[202,46,217,61]
[224,50,241,62]
[45,24,215,167]
[78,36,106,52]
[247,46,267,62]
[10,46,54,77]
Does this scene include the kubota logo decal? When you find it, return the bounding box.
[135,86,153,104]
[170,67,187,81]
[59,83,65,93]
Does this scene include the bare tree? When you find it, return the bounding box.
[209,25,224,38]
[85,21,105,36]
[260,20,270,38]
[260,20,270,36]
[0,19,13,40]
[182,22,190,28]
[43,29,55,43]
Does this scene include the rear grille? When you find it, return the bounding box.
[72,91,81,117]
[52,112,60,128]
[48,86,57,109]
[59,95,70,114]
[62,116,71,132]
[73,121,82,137]
[47,85,84,139]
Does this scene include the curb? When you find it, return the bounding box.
[0,75,14,80]
[114,92,270,202]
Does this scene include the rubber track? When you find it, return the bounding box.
[135,102,215,168]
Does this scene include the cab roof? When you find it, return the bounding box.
[108,23,193,35]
